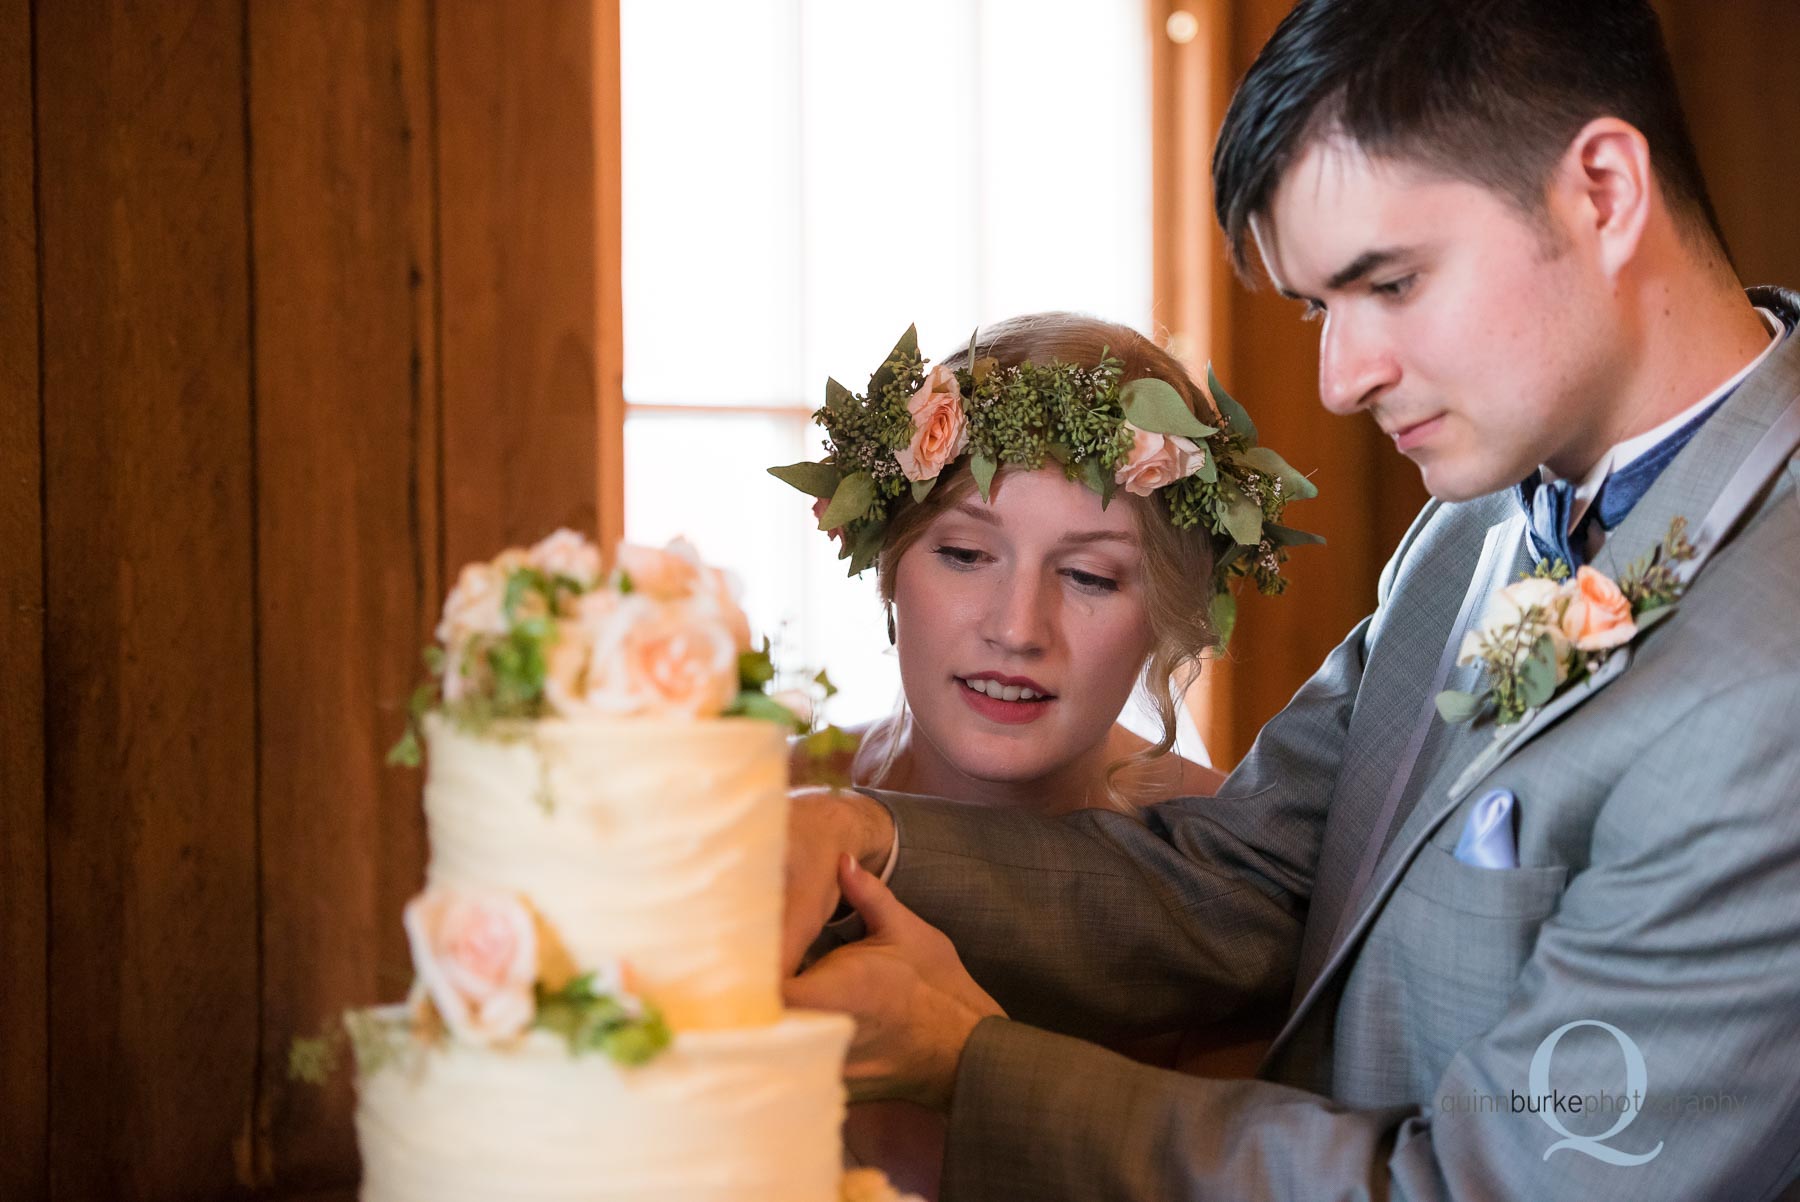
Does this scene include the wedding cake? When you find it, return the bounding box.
[307,531,912,1202]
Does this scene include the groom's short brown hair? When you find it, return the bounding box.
[1211,0,1728,274]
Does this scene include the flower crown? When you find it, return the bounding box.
[769,325,1321,640]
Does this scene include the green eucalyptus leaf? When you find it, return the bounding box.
[1634,602,1678,632]
[1193,444,1218,484]
[1210,590,1238,650]
[1206,363,1258,445]
[1119,378,1217,440]
[737,646,775,688]
[819,471,876,531]
[1045,441,1074,465]
[911,476,937,503]
[970,453,999,502]
[868,325,920,397]
[1079,456,1118,509]
[728,689,806,732]
[846,519,887,576]
[1219,479,1265,546]
[1213,544,1247,578]
[1435,689,1484,724]
[1518,635,1561,709]
[825,377,855,409]
[1262,523,1327,548]
[768,461,844,500]
[1237,446,1318,500]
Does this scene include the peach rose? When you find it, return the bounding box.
[613,540,704,601]
[528,528,602,587]
[542,618,595,716]
[1114,423,1207,496]
[893,363,968,482]
[435,561,509,647]
[1461,575,1573,684]
[1559,565,1637,652]
[403,888,538,1045]
[572,596,740,718]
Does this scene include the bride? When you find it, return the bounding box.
[774,312,1315,1197]
[783,311,1314,810]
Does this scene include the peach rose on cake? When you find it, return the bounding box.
[403,888,539,1045]
[1558,565,1637,652]
[527,527,603,588]
[1114,423,1207,497]
[614,539,753,652]
[613,539,704,601]
[565,595,739,718]
[894,363,969,482]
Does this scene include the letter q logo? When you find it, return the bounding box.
[1529,1019,1664,1166]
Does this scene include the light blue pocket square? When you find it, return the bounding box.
[1453,788,1519,869]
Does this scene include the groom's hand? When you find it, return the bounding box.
[784,853,1004,1111]
[780,786,897,976]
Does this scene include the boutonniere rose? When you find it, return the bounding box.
[1439,518,1695,728]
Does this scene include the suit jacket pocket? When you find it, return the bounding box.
[1356,842,1568,1086]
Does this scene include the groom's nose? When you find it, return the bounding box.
[1318,312,1400,416]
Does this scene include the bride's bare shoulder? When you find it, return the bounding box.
[1105,723,1225,804]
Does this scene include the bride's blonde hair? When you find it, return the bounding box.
[870,313,1220,809]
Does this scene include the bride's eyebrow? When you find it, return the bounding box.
[949,502,1002,526]
[1059,530,1137,547]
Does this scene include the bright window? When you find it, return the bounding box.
[621,0,1169,736]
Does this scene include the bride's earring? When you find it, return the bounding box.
[886,605,896,646]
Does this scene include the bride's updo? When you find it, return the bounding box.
[873,312,1221,805]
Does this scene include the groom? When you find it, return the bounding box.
[784,1,1800,1198]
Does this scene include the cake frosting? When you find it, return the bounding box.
[358,1014,853,1202]
[422,714,788,1030]
[333,532,912,1202]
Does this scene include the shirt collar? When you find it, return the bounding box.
[1547,306,1786,529]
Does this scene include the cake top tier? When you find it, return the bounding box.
[393,530,805,764]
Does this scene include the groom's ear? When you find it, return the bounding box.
[1556,116,1654,281]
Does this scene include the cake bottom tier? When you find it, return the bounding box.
[356,1010,855,1202]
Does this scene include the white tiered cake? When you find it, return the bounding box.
[323,532,908,1202]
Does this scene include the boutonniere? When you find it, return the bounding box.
[1438,518,1697,727]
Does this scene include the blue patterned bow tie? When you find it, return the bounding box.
[1517,392,1730,570]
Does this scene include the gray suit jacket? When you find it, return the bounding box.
[874,287,1800,1200]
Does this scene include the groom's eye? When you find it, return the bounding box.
[1372,274,1416,300]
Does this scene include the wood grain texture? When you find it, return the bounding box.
[1655,0,1800,289]
[247,0,437,1187]
[594,0,625,548]
[0,0,46,1196]
[35,0,261,1196]
[435,0,600,569]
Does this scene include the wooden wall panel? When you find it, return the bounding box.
[1180,0,1432,766]
[247,0,438,1188]
[0,0,46,1195]
[436,0,601,570]
[35,0,261,1196]
[1656,0,1800,289]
